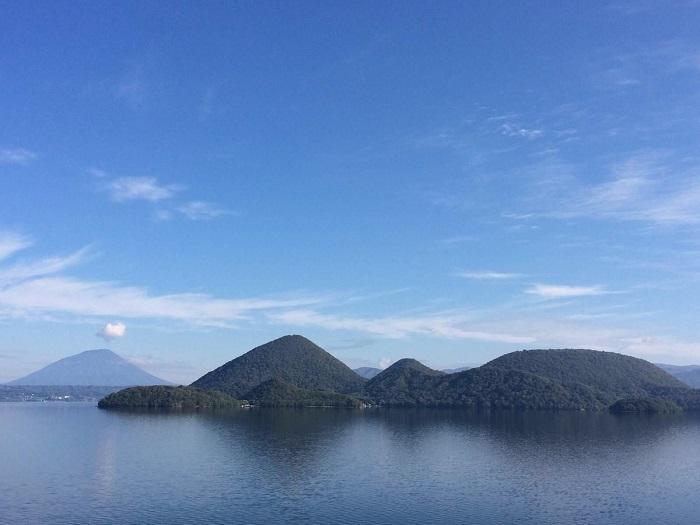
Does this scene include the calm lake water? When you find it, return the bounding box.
[1,403,699,524]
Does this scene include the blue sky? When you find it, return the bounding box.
[2,1,700,383]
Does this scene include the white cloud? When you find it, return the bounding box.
[96,321,126,342]
[0,277,323,328]
[0,148,36,166]
[500,123,543,139]
[0,247,90,281]
[525,283,608,299]
[455,271,523,280]
[107,177,182,202]
[178,201,231,220]
[379,357,393,369]
[576,155,700,224]
[0,232,32,261]
[513,153,700,226]
[0,235,323,327]
[269,309,534,343]
[618,335,700,361]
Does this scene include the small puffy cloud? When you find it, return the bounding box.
[525,283,608,299]
[107,177,182,202]
[96,322,126,342]
[0,148,37,166]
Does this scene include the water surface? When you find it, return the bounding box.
[1,403,699,524]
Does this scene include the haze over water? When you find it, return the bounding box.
[2,403,699,524]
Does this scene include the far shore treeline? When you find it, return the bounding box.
[98,335,700,413]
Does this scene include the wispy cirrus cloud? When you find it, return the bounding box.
[268,308,534,344]
[0,148,36,166]
[509,153,700,226]
[94,171,231,222]
[499,123,543,140]
[592,40,700,90]
[177,201,232,221]
[525,283,609,299]
[570,154,700,225]
[0,276,323,328]
[0,231,33,261]
[0,247,91,281]
[0,237,323,327]
[454,271,523,280]
[107,176,183,202]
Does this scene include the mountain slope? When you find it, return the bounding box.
[354,367,382,379]
[191,335,366,398]
[435,367,602,409]
[7,349,170,386]
[363,359,445,405]
[361,350,689,409]
[483,349,685,402]
[656,364,700,388]
[244,378,363,407]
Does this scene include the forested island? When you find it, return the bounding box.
[98,335,700,412]
[98,386,244,409]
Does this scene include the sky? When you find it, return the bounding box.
[2,1,700,383]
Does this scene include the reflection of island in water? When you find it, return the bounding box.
[3,402,700,525]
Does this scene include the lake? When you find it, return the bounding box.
[1,403,699,524]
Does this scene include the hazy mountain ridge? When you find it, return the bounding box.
[353,367,382,379]
[7,349,170,387]
[656,364,700,388]
[442,366,472,374]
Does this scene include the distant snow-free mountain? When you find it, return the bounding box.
[353,367,382,379]
[656,364,700,388]
[7,349,170,386]
[442,366,472,374]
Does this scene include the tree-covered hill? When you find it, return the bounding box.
[191,335,366,397]
[646,386,700,410]
[363,359,445,405]
[244,378,363,408]
[482,349,685,403]
[364,362,603,409]
[436,367,603,409]
[98,386,242,409]
[361,350,695,410]
[98,338,700,412]
[609,397,683,414]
